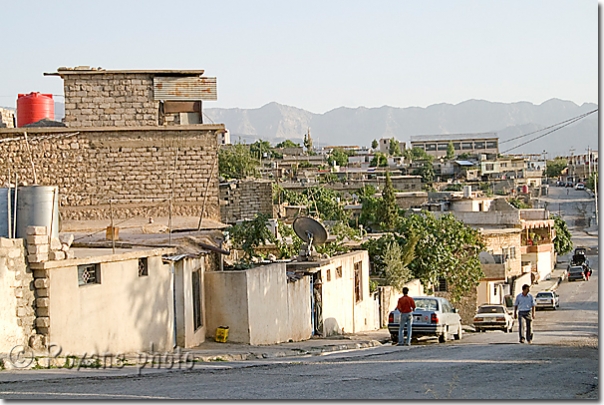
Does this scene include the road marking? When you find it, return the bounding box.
[0,391,174,399]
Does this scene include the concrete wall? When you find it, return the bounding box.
[0,238,37,353]
[204,263,311,345]
[482,230,523,278]
[450,198,492,212]
[522,247,554,281]
[220,180,274,224]
[316,251,379,336]
[47,251,175,354]
[0,127,223,221]
[174,256,206,348]
[445,211,520,227]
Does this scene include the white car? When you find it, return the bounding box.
[575,183,585,190]
[473,304,514,333]
[535,291,559,310]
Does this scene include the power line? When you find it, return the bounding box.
[499,109,598,144]
[501,109,598,154]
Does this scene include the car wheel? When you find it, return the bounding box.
[454,323,463,340]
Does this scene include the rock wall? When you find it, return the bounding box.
[220,179,274,223]
[0,127,223,222]
[0,108,15,128]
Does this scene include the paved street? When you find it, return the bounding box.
[0,184,598,400]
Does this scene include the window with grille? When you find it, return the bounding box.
[434,277,448,292]
[78,264,101,286]
[336,266,342,278]
[138,258,148,277]
[510,246,516,259]
[354,262,362,302]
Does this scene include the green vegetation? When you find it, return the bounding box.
[370,152,388,167]
[303,131,313,152]
[379,172,399,231]
[507,197,531,209]
[545,157,567,178]
[275,139,300,148]
[389,138,402,156]
[218,143,259,179]
[445,141,455,160]
[327,148,349,167]
[371,139,379,149]
[228,213,276,261]
[551,214,573,255]
[382,233,419,291]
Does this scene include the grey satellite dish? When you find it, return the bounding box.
[293,216,328,246]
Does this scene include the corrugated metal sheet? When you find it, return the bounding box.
[153,77,217,101]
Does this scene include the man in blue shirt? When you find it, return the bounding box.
[514,284,536,343]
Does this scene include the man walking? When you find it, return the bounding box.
[514,284,536,343]
[396,287,416,346]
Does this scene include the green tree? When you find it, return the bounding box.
[383,233,419,291]
[249,139,272,160]
[586,171,598,191]
[545,158,568,178]
[358,185,380,228]
[445,141,455,160]
[218,143,259,179]
[303,129,313,152]
[403,146,432,163]
[388,138,402,156]
[371,139,379,149]
[370,152,388,167]
[327,148,349,167]
[275,139,300,148]
[551,215,573,255]
[379,172,399,231]
[412,161,435,184]
[507,197,531,209]
[276,220,303,259]
[228,213,276,261]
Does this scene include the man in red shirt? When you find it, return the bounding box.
[396,287,416,346]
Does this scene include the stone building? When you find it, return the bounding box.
[0,107,15,128]
[220,179,275,224]
[44,67,217,128]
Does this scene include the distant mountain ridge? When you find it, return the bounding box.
[205,99,598,157]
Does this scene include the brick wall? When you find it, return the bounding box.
[0,107,15,128]
[220,179,274,223]
[0,126,223,221]
[62,74,158,127]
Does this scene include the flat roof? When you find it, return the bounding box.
[0,124,225,136]
[410,132,498,142]
[44,67,205,77]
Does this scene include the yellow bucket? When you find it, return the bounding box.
[215,326,229,343]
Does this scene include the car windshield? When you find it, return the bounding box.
[414,298,439,311]
[536,292,552,298]
[477,306,505,314]
[570,267,584,273]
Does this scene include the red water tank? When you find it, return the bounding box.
[521,185,529,194]
[16,92,54,127]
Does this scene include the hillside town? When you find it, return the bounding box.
[0,66,598,399]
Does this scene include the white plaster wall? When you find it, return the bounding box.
[512,272,532,297]
[0,249,27,352]
[49,256,174,354]
[204,270,250,343]
[286,276,312,342]
[176,257,206,348]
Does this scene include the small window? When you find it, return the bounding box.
[435,277,447,292]
[453,142,461,150]
[326,269,331,282]
[78,263,101,286]
[425,144,437,151]
[462,142,473,150]
[192,270,203,330]
[138,258,148,277]
[437,143,448,151]
[474,141,485,149]
[336,266,342,278]
[486,141,498,149]
[510,246,516,259]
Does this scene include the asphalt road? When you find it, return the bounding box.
[0,185,598,400]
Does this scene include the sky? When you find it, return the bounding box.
[0,0,598,114]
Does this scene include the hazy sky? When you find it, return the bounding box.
[0,0,598,114]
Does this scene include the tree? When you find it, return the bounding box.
[551,215,573,256]
[383,233,419,291]
[445,141,455,160]
[507,197,531,209]
[545,158,567,179]
[388,138,402,156]
[403,146,432,163]
[586,171,598,192]
[228,213,276,261]
[303,129,313,152]
[249,140,272,160]
[370,152,388,167]
[412,161,435,184]
[275,139,300,148]
[371,139,378,150]
[358,185,380,228]
[379,172,399,231]
[327,148,349,167]
[218,143,259,179]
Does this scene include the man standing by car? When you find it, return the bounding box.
[396,287,416,346]
[514,284,536,343]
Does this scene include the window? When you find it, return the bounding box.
[437,143,448,151]
[462,142,473,150]
[78,263,101,286]
[425,144,436,151]
[494,285,498,295]
[434,277,447,292]
[354,262,362,302]
[509,246,516,259]
[453,142,461,150]
[486,141,498,149]
[474,141,485,149]
[500,162,508,168]
[192,270,203,330]
[326,269,331,282]
[485,164,494,171]
[138,258,148,277]
[336,266,342,278]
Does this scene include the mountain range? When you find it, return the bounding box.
[204,99,598,157]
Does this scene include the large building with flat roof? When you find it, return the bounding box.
[410,132,499,158]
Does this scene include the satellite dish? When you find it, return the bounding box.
[293,217,328,246]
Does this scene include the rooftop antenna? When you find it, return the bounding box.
[293,216,328,261]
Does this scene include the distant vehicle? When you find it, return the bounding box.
[535,291,559,310]
[568,266,587,282]
[472,304,514,333]
[566,182,574,187]
[575,183,585,190]
[388,296,463,344]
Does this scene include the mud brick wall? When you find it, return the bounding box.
[0,127,223,222]
[62,73,158,127]
[220,180,274,223]
[0,107,15,128]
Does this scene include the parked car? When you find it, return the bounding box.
[575,183,585,190]
[568,266,587,282]
[388,296,463,344]
[472,304,514,333]
[535,291,559,310]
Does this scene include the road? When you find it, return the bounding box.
[0,185,598,400]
